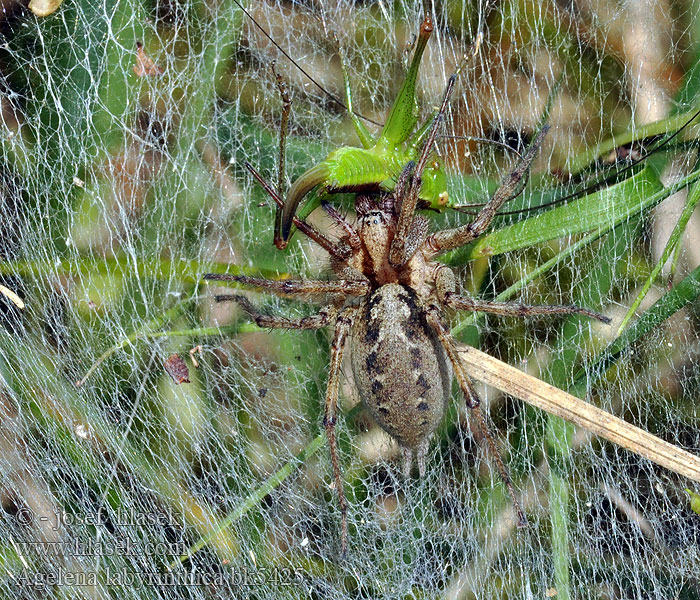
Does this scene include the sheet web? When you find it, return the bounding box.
[0,0,699,598]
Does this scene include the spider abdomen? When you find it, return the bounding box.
[351,283,452,451]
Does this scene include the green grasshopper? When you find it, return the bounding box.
[274,17,452,249]
[268,10,698,251]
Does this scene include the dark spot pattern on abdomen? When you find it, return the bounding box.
[351,284,453,450]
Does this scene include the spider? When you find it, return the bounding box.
[204,71,610,558]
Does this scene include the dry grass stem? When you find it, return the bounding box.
[457,344,700,483]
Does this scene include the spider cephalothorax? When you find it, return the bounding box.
[336,191,430,292]
[205,124,610,556]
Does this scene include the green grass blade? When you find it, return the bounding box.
[467,167,664,259]
[617,176,700,334]
[573,261,700,392]
[565,107,700,176]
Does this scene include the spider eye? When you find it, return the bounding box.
[363,211,384,225]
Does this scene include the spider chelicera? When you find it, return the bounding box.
[204,71,610,557]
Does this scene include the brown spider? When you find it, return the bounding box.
[205,78,610,557]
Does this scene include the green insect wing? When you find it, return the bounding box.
[274,16,450,250]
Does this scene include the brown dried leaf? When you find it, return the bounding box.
[164,354,190,384]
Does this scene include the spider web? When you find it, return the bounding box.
[1,0,699,598]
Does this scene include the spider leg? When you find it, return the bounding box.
[322,201,361,250]
[204,273,369,298]
[323,308,356,557]
[424,126,549,259]
[389,71,458,267]
[430,261,610,323]
[389,22,494,268]
[212,293,337,330]
[444,293,611,323]
[425,304,528,528]
[217,291,356,555]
